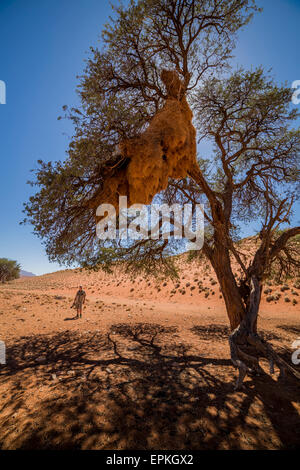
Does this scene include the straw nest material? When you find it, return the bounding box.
[90,70,197,218]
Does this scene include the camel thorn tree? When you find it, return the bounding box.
[23,0,300,389]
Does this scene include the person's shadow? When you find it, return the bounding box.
[64,316,78,321]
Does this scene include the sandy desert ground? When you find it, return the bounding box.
[0,244,299,450]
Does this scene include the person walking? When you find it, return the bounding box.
[72,285,86,319]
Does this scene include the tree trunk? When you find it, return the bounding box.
[206,248,300,389]
[209,247,245,330]
[228,275,300,389]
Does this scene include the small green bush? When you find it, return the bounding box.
[0,258,20,283]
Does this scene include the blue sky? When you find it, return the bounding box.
[0,0,299,275]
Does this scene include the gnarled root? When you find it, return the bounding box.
[229,326,300,390]
[229,326,251,390]
[229,276,300,390]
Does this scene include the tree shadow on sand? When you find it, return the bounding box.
[276,324,300,336]
[0,323,299,450]
[191,324,282,342]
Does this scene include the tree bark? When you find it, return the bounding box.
[228,275,300,389]
[208,246,245,330]
[205,247,300,389]
[189,165,300,389]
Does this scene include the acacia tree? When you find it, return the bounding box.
[23,0,300,388]
[0,259,20,283]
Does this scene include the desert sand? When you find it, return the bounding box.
[0,247,299,449]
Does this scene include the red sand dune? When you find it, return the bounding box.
[0,239,299,449]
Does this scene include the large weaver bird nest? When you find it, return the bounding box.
[90,70,197,218]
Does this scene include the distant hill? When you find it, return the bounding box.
[20,270,36,278]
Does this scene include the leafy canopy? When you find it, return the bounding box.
[0,258,20,283]
[22,0,300,277]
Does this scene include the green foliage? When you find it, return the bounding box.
[23,0,260,271]
[23,0,300,285]
[81,238,180,280]
[0,258,20,283]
